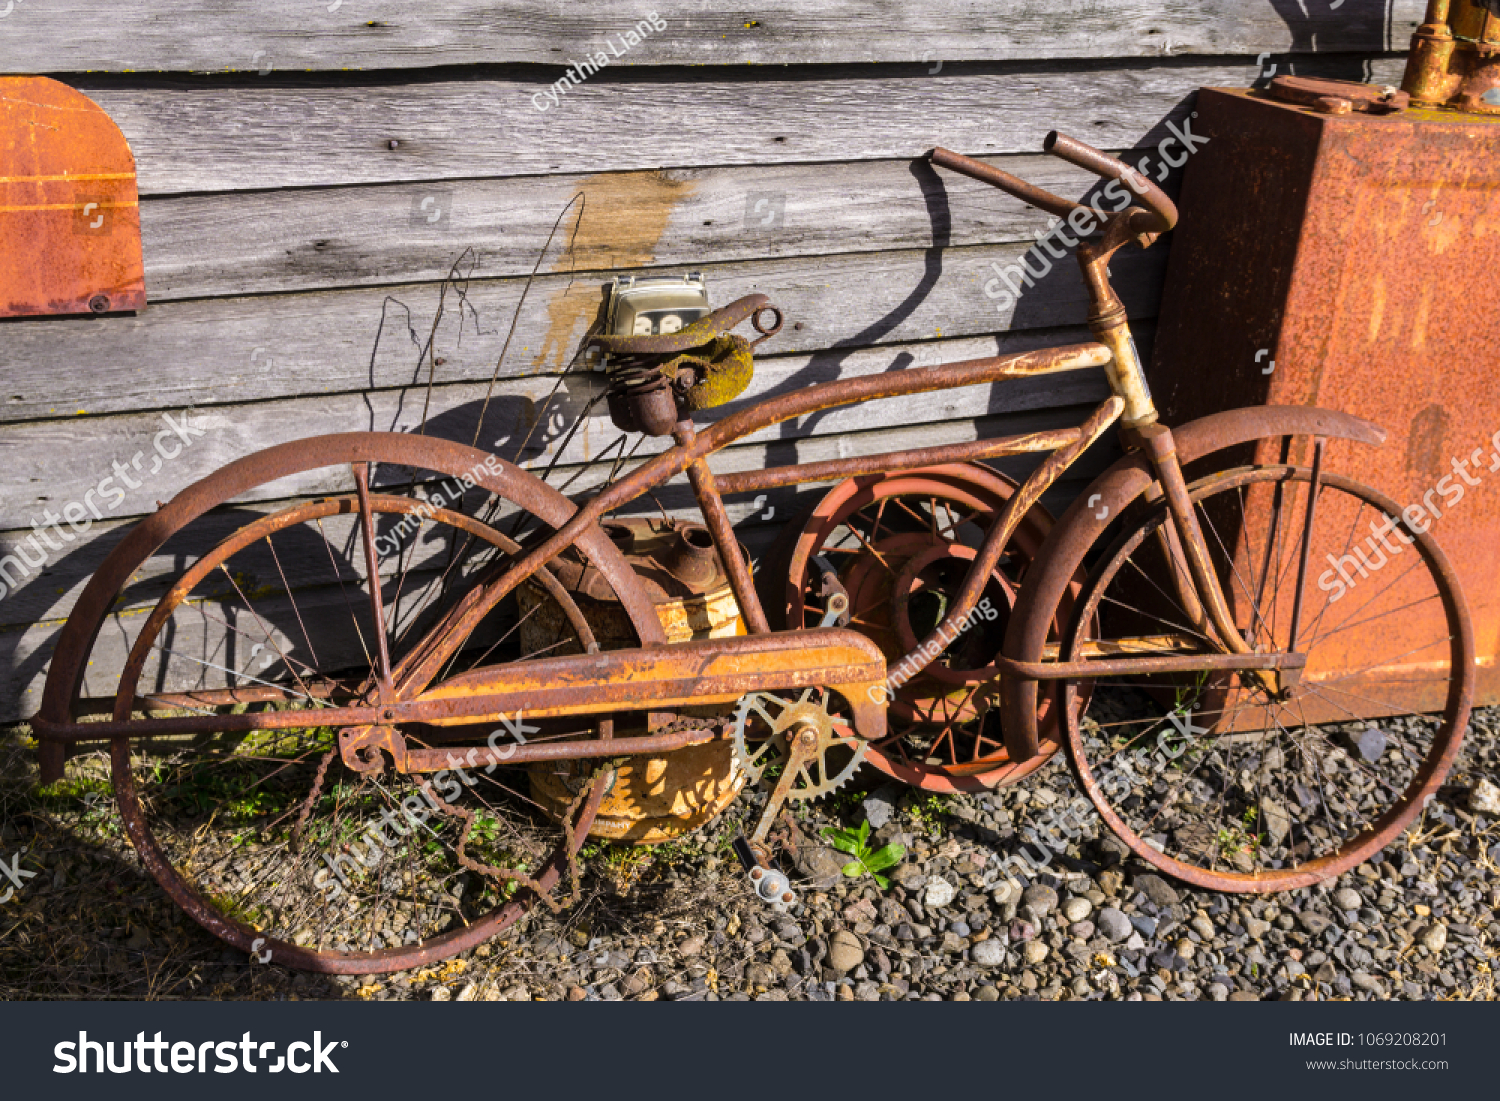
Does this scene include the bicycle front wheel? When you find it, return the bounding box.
[1063,464,1472,892]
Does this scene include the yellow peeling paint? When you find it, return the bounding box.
[530,169,698,374]
[1366,274,1386,345]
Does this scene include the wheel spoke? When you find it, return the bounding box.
[1062,462,1464,888]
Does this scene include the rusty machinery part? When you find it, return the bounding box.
[519,516,749,654]
[36,432,665,975]
[528,711,747,844]
[589,293,783,436]
[732,688,868,803]
[760,464,1089,793]
[518,517,747,843]
[1265,75,1410,116]
[1057,464,1472,893]
[0,77,147,319]
[1403,0,1500,114]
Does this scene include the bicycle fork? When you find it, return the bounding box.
[1128,420,1320,700]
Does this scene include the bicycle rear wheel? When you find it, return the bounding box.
[58,434,661,973]
[1062,464,1472,892]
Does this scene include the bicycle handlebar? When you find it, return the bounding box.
[1043,131,1177,233]
[928,131,1178,237]
[927,146,1085,223]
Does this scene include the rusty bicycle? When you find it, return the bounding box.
[33,133,1473,974]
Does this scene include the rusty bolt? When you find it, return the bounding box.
[781,892,794,904]
[88,295,110,314]
[750,867,764,880]
[383,709,396,721]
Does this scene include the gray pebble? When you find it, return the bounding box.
[862,784,901,829]
[1132,874,1180,908]
[1332,888,1363,912]
[1021,884,1058,917]
[1061,897,1093,923]
[971,939,1007,968]
[1298,911,1333,936]
[1096,907,1132,942]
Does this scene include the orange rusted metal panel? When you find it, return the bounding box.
[1152,83,1500,708]
[1,76,146,317]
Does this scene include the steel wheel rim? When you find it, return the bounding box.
[76,434,662,974]
[1064,465,1473,892]
[778,464,1084,789]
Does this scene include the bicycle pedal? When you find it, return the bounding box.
[732,834,797,908]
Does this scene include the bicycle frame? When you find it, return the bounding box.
[389,200,1284,701]
[33,146,1313,777]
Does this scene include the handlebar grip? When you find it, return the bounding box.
[928,146,1084,223]
[1044,131,1178,233]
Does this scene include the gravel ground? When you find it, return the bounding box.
[3,707,1497,1002]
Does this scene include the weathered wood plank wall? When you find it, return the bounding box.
[0,1,1414,719]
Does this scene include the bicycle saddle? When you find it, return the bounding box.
[589,293,783,434]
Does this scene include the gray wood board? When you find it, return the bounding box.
[0,1,1419,73]
[71,57,1405,194]
[137,152,1146,301]
[0,243,1164,424]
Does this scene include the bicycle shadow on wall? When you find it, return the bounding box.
[708,0,1404,551]
[703,122,1178,551]
[1265,0,1403,83]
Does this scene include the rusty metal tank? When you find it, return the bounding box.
[522,518,749,843]
[1150,73,1500,712]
